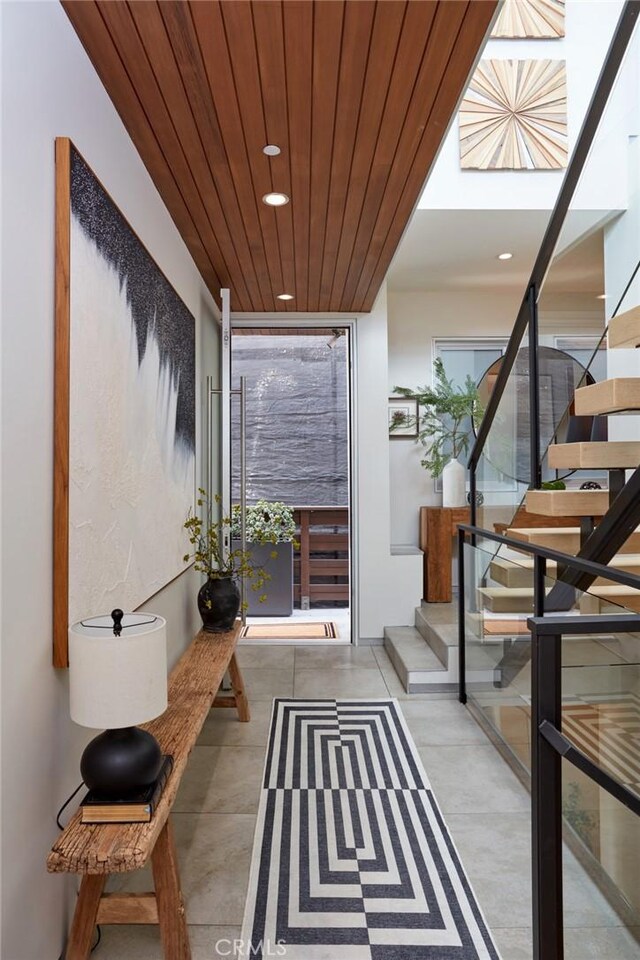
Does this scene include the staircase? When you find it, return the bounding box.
[384,602,502,693]
[481,303,640,619]
[383,606,458,693]
[384,307,640,693]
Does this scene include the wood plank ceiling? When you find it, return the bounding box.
[62,0,497,313]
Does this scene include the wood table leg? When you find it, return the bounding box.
[228,652,250,722]
[65,875,106,960]
[151,819,191,960]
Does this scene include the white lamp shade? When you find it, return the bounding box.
[69,613,168,729]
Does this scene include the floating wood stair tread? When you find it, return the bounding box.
[608,305,640,349]
[589,585,640,613]
[480,584,640,614]
[574,378,640,416]
[526,489,610,517]
[490,557,555,588]
[478,586,548,613]
[482,618,530,637]
[507,527,640,554]
[548,441,640,470]
[490,554,640,589]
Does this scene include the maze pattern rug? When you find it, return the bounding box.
[240,699,500,959]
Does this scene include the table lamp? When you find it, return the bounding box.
[69,609,168,798]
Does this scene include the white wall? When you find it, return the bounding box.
[604,30,640,441]
[420,0,626,213]
[356,286,423,639]
[0,3,219,957]
[388,290,521,546]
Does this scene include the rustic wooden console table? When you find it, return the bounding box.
[47,620,248,960]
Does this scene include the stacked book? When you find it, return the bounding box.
[80,755,173,824]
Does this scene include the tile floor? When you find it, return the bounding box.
[92,643,640,960]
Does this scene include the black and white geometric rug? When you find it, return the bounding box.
[240,699,501,959]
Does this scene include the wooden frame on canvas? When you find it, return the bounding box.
[53,138,195,667]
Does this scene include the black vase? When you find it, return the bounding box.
[198,576,241,632]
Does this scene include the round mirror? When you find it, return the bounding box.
[474,346,597,484]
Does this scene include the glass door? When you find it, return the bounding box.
[229,325,352,643]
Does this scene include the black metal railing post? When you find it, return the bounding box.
[469,466,477,529]
[528,284,542,489]
[531,628,564,960]
[533,554,546,618]
[458,526,467,705]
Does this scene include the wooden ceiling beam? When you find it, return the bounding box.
[338,0,440,311]
[317,0,376,311]
[62,0,224,302]
[327,0,407,311]
[249,0,296,311]
[126,1,262,309]
[282,0,314,310]
[354,0,499,311]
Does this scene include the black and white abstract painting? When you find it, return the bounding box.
[68,147,195,622]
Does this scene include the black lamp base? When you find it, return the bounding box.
[80,727,163,799]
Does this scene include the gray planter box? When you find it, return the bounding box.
[232,540,293,617]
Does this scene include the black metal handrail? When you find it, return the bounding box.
[457,523,640,591]
[468,1,640,472]
[526,614,640,960]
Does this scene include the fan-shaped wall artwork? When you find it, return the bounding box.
[491,0,565,39]
[459,59,567,170]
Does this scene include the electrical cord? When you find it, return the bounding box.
[55,782,102,956]
[55,780,84,830]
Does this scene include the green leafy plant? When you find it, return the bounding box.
[231,500,297,544]
[392,358,483,478]
[183,489,271,605]
[541,479,566,490]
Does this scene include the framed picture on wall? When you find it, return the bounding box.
[388,398,419,438]
[53,139,195,667]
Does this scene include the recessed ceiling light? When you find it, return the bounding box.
[596,294,608,300]
[497,252,513,260]
[277,293,294,301]
[262,192,289,207]
[263,144,281,156]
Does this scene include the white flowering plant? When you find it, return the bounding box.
[231,500,297,544]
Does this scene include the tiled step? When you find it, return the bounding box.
[525,489,609,517]
[383,626,454,693]
[414,604,458,669]
[548,440,640,470]
[490,554,640,589]
[507,526,640,554]
[575,378,640,416]
[608,305,640,349]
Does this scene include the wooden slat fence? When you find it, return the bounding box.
[292,506,349,607]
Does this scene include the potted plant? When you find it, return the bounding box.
[392,358,482,507]
[183,489,270,633]
[231,500,297,617]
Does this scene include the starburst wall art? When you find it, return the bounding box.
[53,139,195,665]
[491,0,565,39]
[459,59,567,170]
